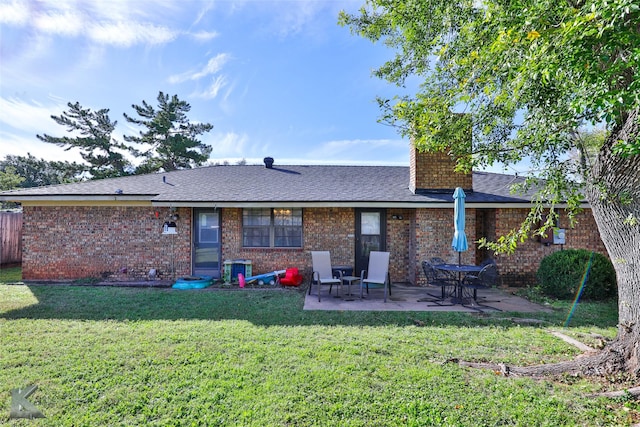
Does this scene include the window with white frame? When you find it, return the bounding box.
[242,208,302,248]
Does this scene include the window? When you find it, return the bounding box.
[243,208,302,247]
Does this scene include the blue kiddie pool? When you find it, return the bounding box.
[172,275,213,289]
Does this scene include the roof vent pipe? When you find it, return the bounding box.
[264,157,274,169]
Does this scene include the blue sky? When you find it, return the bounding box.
[0,0,421,167]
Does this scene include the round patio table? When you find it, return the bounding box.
[433,263,483,304]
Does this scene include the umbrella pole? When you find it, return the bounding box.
[457,251,462,302]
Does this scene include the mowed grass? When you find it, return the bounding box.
[0,277,633,426]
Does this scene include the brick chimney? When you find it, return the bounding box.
[409,147,472,193]
[409,119,473,194]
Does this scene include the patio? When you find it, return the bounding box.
[304,283,551,313]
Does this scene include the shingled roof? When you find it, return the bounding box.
[0,164,538,207]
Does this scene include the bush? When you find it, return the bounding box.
[536,249,617,301]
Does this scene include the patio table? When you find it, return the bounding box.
[332,265,355,299]
[434,263,483,304]
[340,276,360,299]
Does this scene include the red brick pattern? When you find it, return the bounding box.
[220,208,355,280]
[386,209,412,284]
[21,205,607,287]
[492,208,607,286]
[22,206,191,280]
[410,146,472,192]
[410,208,478,286]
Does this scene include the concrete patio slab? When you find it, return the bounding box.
[304,284,551,313]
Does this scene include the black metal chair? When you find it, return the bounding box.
[430,257,457,280]
[420,260,457,302]
[461,263,498,301]
[479,258,497,268]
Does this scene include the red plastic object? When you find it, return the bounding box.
[238,273,246,288]
[279,268,303,287]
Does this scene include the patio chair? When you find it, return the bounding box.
[430,257,447,265]
[480,258,497,268]
[359,251,391,302]
[310,251,342,302]
[430,257,457,280]
[461,262,498,302]
[420,260,457,302]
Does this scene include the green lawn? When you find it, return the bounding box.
[0,276,634,426]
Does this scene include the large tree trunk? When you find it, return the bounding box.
[586,108,640,376]
[460,111,640,379]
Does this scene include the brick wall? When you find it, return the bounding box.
[412,208,477,286]
[21,205,607,287]
[22,206,191,281]
[492,208,608,287]
[221,207,414,285]
[409,146,473,193]
[386,209,413,284]
[220,207,355,281]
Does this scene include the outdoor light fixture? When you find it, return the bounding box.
[163,221,177,234]
[162,207,179,234]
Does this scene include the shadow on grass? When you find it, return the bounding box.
[0,284,618,329]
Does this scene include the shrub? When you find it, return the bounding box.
[536,249,617,301]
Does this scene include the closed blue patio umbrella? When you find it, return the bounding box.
[452,187,468,265]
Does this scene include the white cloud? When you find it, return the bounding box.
[190,30,219,42]
[0,97,66,136]
[33,8,84,36]
[198,75,228,100]
[273,1,322,37]
[254,1,360,40]
[88,21,176,47]
[1,0,178,47]
[0,0,29,25]
[168,53,231,84]
[206,131,249,157]
[192,1,216,27]
[0,130,85,163]
[0,96,83,164]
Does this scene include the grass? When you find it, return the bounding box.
[0,265,21,283]
[0,270,634,426]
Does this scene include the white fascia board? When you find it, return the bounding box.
[4,195,155,201]
[152,201,591,209]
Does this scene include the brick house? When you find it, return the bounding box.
[0,147,607,286]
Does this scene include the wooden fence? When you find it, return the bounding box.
[0,211,22,265]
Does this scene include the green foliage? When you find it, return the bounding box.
[0,167,25,208]
[537,249,617,300]
[30,92,213,181]
[124,91,213,173]
[0,166,24,191]
[340,0,640,253]
[0,284,627,426]
[37,102,132,179]
[0,153,84,188]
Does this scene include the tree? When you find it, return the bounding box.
[123,92,213,174]
[0,166,24,209]
[0,154,85,188]
[340,0,640,377]
[37,102,132,179]
[0,166,24,192]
